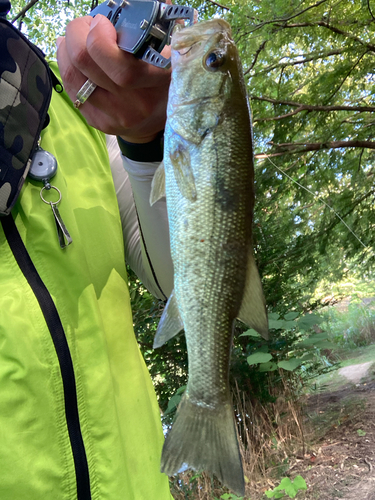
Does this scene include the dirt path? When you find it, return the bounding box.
[293,364,375,499]
[339,362,373,384]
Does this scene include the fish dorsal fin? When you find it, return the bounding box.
[150,161,166,206]
[238,251,269,340]
[169,140,197,202]
[153,289,184,348]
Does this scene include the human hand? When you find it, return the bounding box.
[56,13,171,143]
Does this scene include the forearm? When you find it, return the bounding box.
[107,134,173,300]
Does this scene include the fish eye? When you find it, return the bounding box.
[204,51,226,71]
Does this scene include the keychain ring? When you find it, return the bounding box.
[40,185,62,206]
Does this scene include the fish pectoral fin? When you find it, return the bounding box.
[161,394,245,497]
[150,161,166,206]
[237,251,269,340]
[170,140,197,202]
[153,289,184,348]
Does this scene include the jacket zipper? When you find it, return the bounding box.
[1,215,91,500]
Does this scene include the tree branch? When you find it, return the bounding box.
[12,0,39,22]
[326,51,369,102]
[255,140,375,158]
[248,0,329,34]
[248,47,349,77]
[250,95,375,114]
[254,107,307,122]
[206,0,230,10]
[264,188,374,266]
[246,41,268,74]
[279,21,375,52]
[369,0,375,20]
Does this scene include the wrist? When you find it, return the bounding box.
[117,131,164,162]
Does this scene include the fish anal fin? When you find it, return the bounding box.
[150,161,166,206]
[161,394,245,497]
[153,289,184,348]
[238,251,269,340]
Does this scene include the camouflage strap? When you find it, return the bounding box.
[0,18,52,216]
[0,0,10,19]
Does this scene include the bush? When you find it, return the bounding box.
[323,301,375,347]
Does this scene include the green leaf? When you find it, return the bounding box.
[292,476,307,491]
[278,358,303,371]
[268,319,287,329]
[265,475,307,499]
[247,352,273,365]
[164,394,181,415]
[298,313,324,330]
[267,312,280,321]
[357,429,366,436]
[314,340,336,349]
[300,353,315,361]
[269,319,296,330]
[240,328,261,338]
[284,312,299,320]
[298,332,329,346]
[280,477,296,497]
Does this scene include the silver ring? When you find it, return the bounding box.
[40,185,62,206]
[74,78,98,109]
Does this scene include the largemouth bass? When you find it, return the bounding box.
[150,18,268,496]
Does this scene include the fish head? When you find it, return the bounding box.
[168,19,241,110]
[167,19,245,144]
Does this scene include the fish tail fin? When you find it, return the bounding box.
[161,394,245,496]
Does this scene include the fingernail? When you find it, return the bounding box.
[56,36,64,49]
[89,14,103,30]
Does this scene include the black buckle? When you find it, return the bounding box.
[90,0,196,68]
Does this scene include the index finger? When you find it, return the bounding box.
[64,15,118,93]
[86,13,172,89]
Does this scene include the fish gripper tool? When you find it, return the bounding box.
[90,0,197,69]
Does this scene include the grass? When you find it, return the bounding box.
[310,343,375,392]
[322,300,375,348]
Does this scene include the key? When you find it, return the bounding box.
[29,146,73,248]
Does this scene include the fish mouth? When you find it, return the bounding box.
[171,19,232,52]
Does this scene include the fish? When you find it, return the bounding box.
[150,18,268,496]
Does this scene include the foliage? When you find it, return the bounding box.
[127,267,188,418]
[231,310,337,409]
[265,475,307,499]
[217,494,244,500]
[8,0,90,57]
[322,299,375,346]
[314,275,375,299]
[225,0,375,309]
[168,469,247,500]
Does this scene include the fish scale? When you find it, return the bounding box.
[150,18,268,496]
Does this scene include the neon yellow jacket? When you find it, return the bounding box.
[0,65,172,500]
